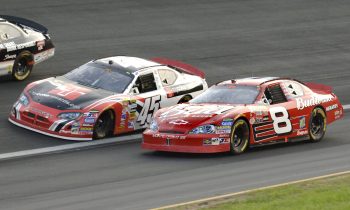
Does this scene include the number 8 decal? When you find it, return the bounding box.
[269,107,292,134]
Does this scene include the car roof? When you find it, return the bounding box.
[217,77,280,86]
[95,56,161,73]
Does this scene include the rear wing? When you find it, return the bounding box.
[151,57,205,79]
[304,82,333,94]
[0,15,48,34]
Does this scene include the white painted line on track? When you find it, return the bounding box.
[1,104,349,161]
[152,170,350,210]
[0,134,142,161]
[343,104,350,110]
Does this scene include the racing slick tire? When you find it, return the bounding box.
[93,110,115,139]
[12,51,34,81]
[230,119,250,155]
[308,107,327,142]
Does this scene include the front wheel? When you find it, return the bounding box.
[309,107,327,142]
[230,119,250,154]
[12,51,34,81]
[93,110,114,139]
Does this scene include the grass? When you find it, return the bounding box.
[167,173,350,210]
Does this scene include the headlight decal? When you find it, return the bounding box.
[189,125,215,134]
[149,119,159,132]
[58,112,82,120]
[18,93,29,106]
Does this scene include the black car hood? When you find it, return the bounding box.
[27,77,116,110]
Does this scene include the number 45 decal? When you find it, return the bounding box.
[269,107,292,134]
[137,95,161,126]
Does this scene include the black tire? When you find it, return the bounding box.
[93,110,114,139]
[12,51,34,81]
[178,95,192,104]
[309,107,327,142]
[230,119,250,154]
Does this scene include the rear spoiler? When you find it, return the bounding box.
[151,57,205,79]
[304,82,333,94]
[0,15,48,34]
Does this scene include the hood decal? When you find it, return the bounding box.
[28,80,112,110]
[159,104,235,119]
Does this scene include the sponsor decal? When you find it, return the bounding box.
[82,123,94,127]
[84,112,98,118]
[152,134,186,140]
[84,118,95,124]
[30,91,81,109]
[48,84,89,101]
[216,125,231,130]
[121,113,127,120]
[203,139,212,145]
[3,41,36,52]
[221,118,233,126]
[203,138,230,145]
[71,122,80,134]
[4,54,16,60]
[80,127,93,131]
[159,104,233,119]
[297,130,308,136]
[248,106,269,116]
[128,121,135,129]
[169,119,189,125]
[326,104,338,112]
[296,95,334,110]
[299,116,306,129]
[215,125,231,134]
[36,40,45,50]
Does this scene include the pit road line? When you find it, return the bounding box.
[1,104,349,161]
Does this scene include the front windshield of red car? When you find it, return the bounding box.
[190,84,259,104]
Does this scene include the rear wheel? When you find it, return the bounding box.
[309,107,327,142]
[230,119,250,154]
[93,110,114,139]
[12,51,34,81]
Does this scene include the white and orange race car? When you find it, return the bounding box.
[9,56,208,140]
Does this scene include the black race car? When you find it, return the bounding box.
[0,15,55,81]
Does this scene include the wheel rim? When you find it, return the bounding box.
[16,60,29,76]
[231,120,249,151]
[311,113,324,136]
[95,114,109,137]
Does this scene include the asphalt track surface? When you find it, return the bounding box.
[0,0,350,209]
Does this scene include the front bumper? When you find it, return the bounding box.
[142,130,230,153]
[9,102,92,141]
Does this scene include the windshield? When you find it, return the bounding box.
[190,85,259,104]
[64,62,134,93]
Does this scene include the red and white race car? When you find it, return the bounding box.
[142,77,344,154]
[9,56,207,140]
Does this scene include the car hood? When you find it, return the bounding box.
[26,77,119,110]
[157,103,237,133]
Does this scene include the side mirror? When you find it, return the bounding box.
[131,87,139,94]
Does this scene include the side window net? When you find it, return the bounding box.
[135,73,157,93]
[264,84,287,104]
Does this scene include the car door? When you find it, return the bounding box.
[259,82,296,142]
[128,70,167,129]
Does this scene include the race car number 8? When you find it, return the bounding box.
[269,107,292,134]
